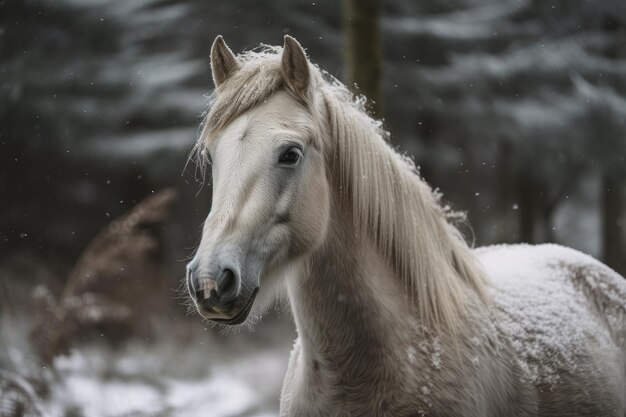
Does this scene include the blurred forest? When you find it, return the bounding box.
[0,0,625,415]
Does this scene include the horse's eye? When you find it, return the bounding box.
[279,147,302,164]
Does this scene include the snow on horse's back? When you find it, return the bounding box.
[481,243,626,414]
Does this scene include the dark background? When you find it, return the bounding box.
[0,0,625,415]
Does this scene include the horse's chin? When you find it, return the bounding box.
[203,287,259,326]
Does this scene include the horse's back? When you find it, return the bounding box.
[477,243,626,416]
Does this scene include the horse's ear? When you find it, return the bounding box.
[281,35,310,96]
[211,35,240,88]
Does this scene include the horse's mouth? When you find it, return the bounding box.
[208,287,259,325]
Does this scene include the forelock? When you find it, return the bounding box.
[201,46,287,142]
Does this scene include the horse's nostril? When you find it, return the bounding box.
[192,268,238,308]
[218,269,235,294]
[217,268,237,303]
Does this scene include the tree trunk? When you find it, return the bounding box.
[343,0,383,118]
[495,141,514,242]
[540,196,556,243]
[603,174,625,275]
[518,169,536,244]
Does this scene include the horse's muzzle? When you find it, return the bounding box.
[187,265,257,324]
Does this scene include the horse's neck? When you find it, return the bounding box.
[286,205,414,380]
[283,197,506,414]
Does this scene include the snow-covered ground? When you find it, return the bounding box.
[44,337,289,417]
[0,306,292,417]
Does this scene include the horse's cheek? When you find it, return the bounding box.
[289,174,330,256]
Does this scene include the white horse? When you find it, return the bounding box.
[186,35,626,416]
